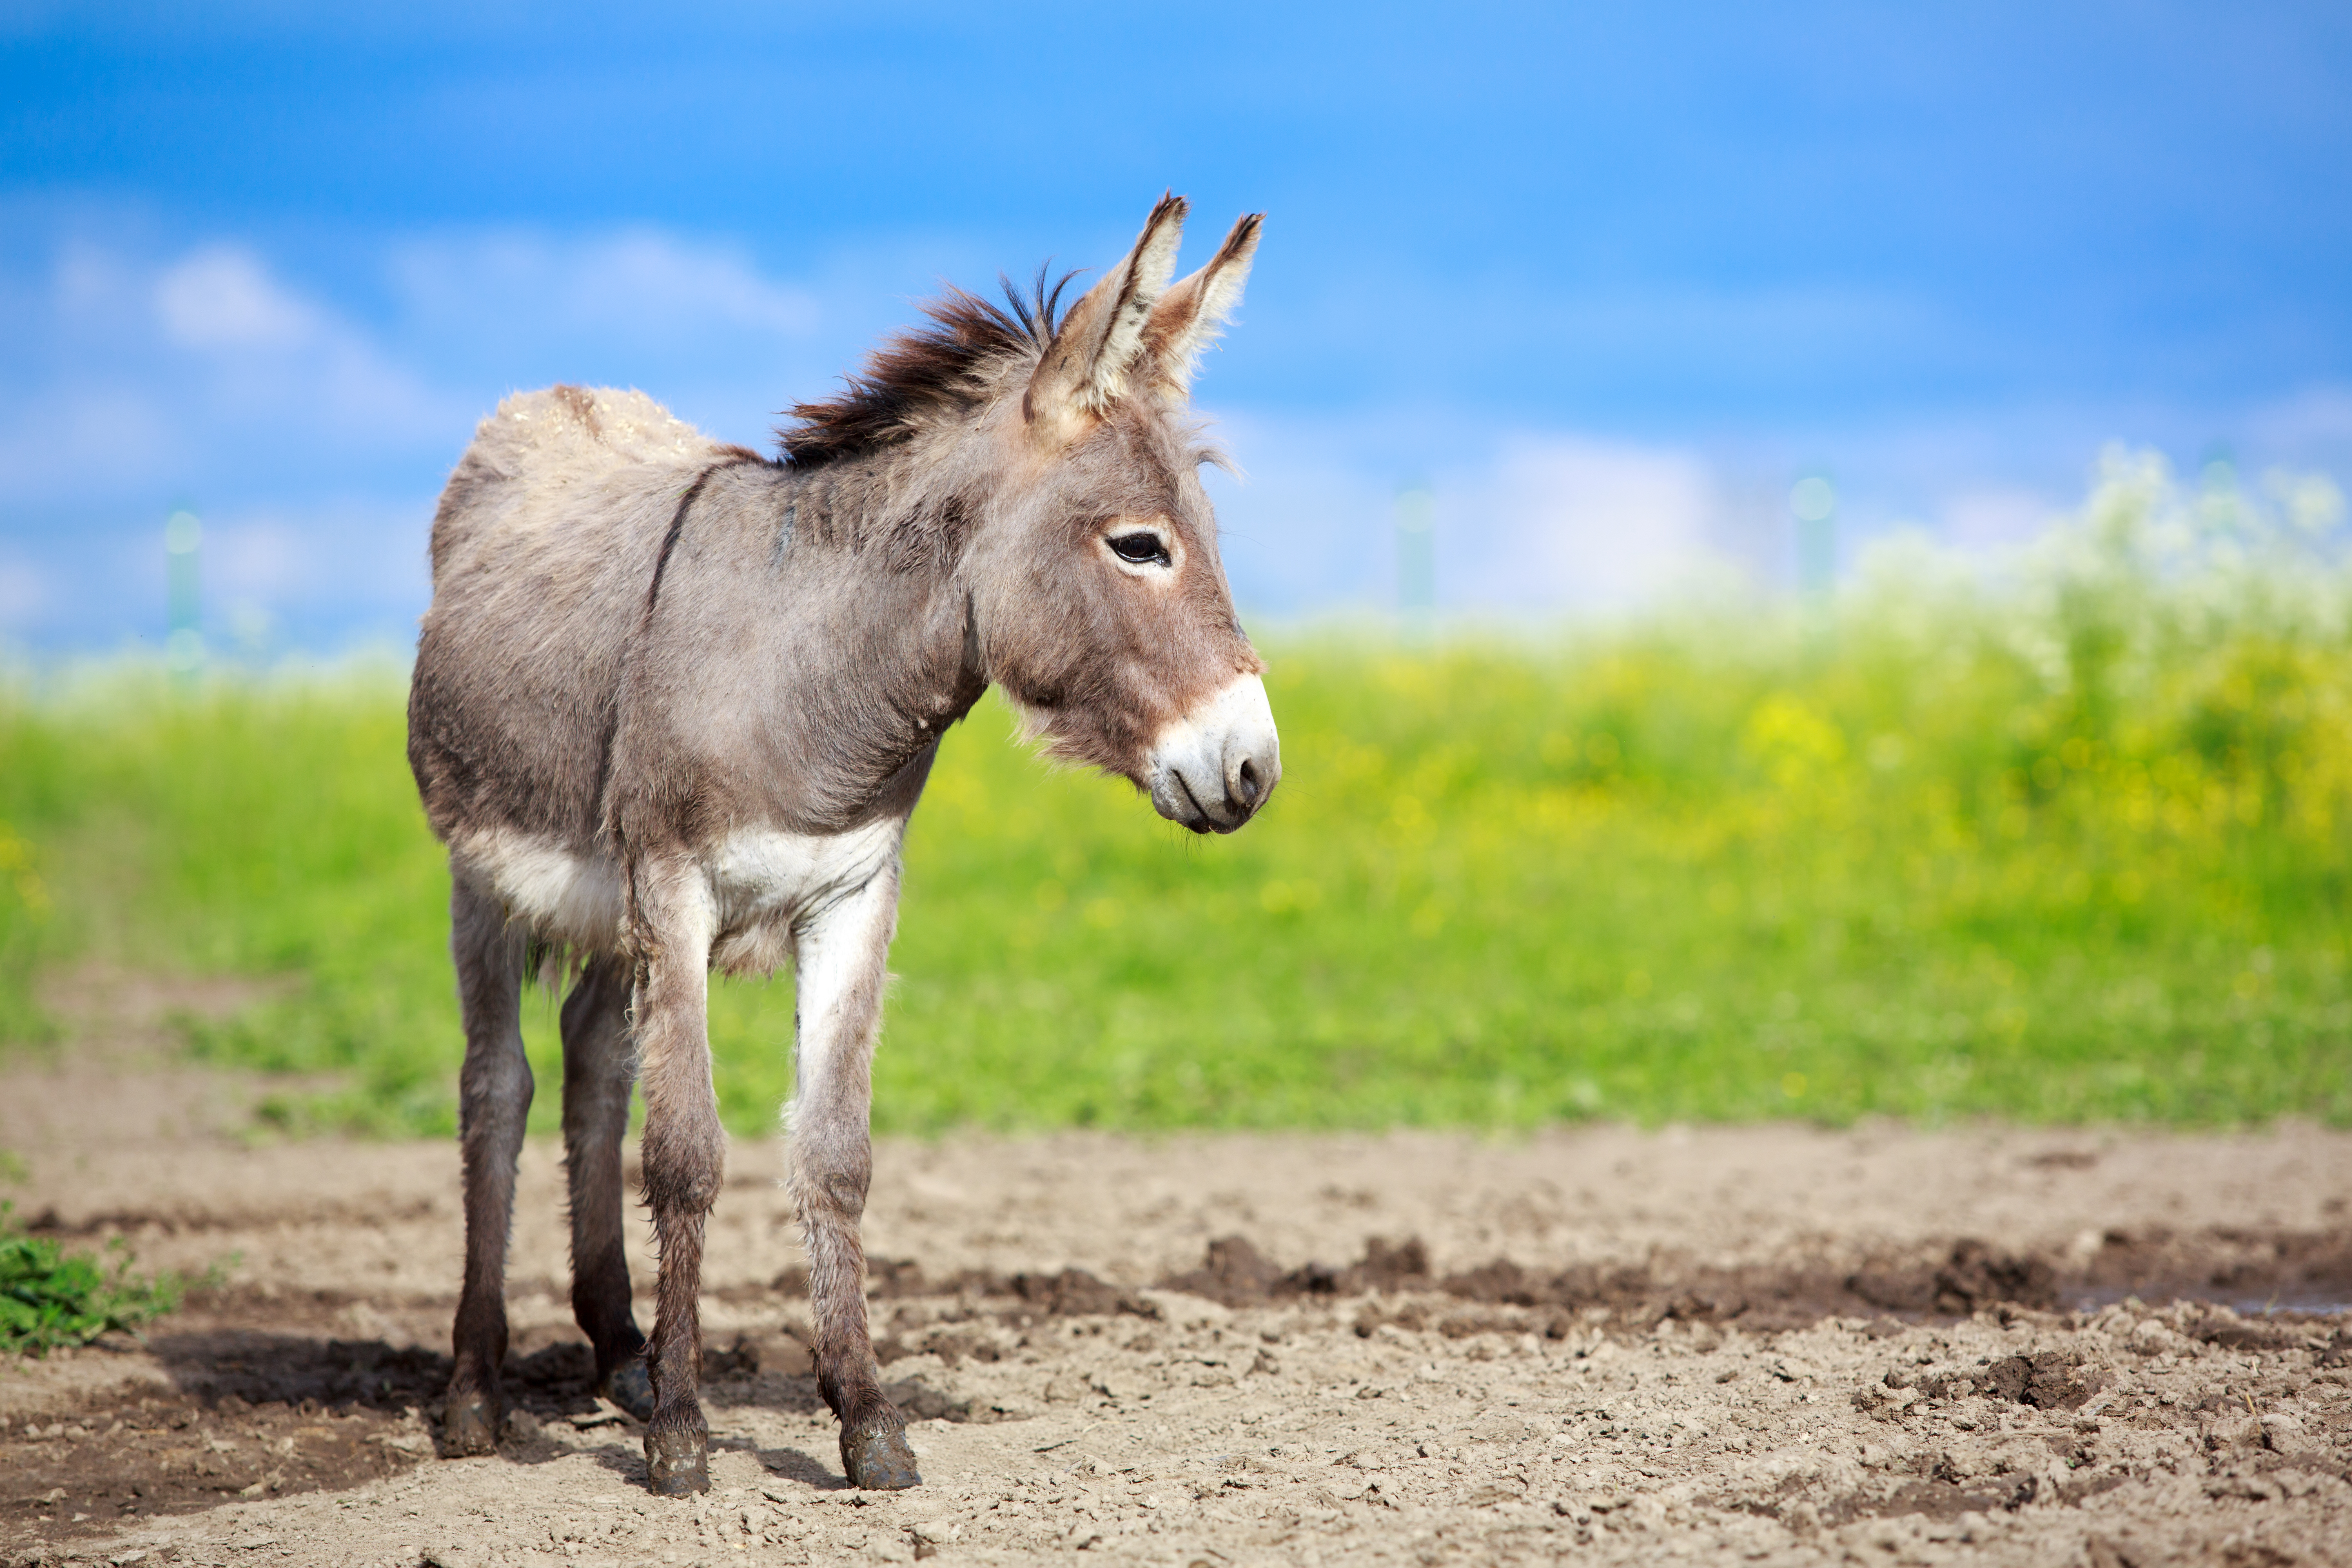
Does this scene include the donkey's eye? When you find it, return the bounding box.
[1107,530,1172,568]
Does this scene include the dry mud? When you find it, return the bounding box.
[4,1004,2352,1566]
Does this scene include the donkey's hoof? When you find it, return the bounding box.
[443,1395,500,1457]
[644,1428,710,1496]
[599,1359,655,1423]
[843,1424,922,1490]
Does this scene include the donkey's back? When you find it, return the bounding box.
[408,385,753,852]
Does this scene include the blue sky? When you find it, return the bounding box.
[3,1,2348,650]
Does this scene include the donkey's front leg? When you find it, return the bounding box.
[630,860,724,1497]
[446,878,533,1456]
[790,864,921,1489]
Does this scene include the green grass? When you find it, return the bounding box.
[1,453,2347,1136]
[1,1203,191,1356]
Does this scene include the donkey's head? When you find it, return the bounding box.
[788,197,1277,833]
[973,198,1277,833]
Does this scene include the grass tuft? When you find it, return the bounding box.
[0,1203,190,1356]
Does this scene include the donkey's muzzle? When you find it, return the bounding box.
[1147,674,1281,835]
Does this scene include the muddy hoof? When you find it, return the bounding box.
[842,1424,922,1490]
[599,1359,655,1423]
[443,1394,500,1457]
[644,1427,710,1497]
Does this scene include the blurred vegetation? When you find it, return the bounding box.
[0,451,2347,1136]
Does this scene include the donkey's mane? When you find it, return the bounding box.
[777,269,1078,468]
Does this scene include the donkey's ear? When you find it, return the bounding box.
[1025,194,1187,442]
[1138,213,1262,400]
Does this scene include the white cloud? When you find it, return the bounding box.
[387,229,823,361]
[0,556,48,629]
[2244,384,2352,458]
[202,501,432,610]
[0,386,185,502]
[1200,412,1755,619]
[1195,410,1396,614]
[203,515,336,601]
[0,496,436,652]
[154,246,324,350]
[1,238,470,511]
[1938,487,2061,550]
[1441,435,1733,611]
[0,218,875,648]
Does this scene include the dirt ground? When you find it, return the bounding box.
[4,976,2350,1566]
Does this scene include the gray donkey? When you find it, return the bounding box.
[405,196,1278,1497]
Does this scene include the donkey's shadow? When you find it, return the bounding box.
[145,1327,455,1416]
[572,1429,850,1492]
[144,1324,900,1493]
[144,1327,841,1423]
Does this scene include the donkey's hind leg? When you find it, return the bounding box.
[788,866,921,1490]
[630,858,726,1497]
[560,954,652,1420]
[445,877,533,1456]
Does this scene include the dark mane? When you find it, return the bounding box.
[777,268,1078,467]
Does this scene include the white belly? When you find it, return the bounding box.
[451,829,626,952]
[705,818,903,974]
[451,817,904,976]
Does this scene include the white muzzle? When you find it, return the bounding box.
[1146,674,1281,834]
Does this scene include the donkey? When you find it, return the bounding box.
[405,196,1277,1497]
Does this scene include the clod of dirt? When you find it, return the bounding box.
[1848,1238,2058,1315]
[1160,1235,1286,1304]
[1975,1350,2107,1410]
[2076,1225,2352,1308]
[1162,1233,2078,1335]
[1159,1234,1436,1307]
[1836,1469,2043,1523]
[1004,1267,1155,1318]
[866,1258,1157,1319]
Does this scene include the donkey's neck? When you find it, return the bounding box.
[778,446,975,573]
[701,454,986,833]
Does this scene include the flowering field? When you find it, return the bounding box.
[2,454,2346,1135]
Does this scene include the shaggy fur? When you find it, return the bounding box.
[408,196,1274,1498]
[777,271,1072,468]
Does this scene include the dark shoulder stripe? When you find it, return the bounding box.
[640,457,757,629]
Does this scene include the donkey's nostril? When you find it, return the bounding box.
[1148,674,1279,834]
